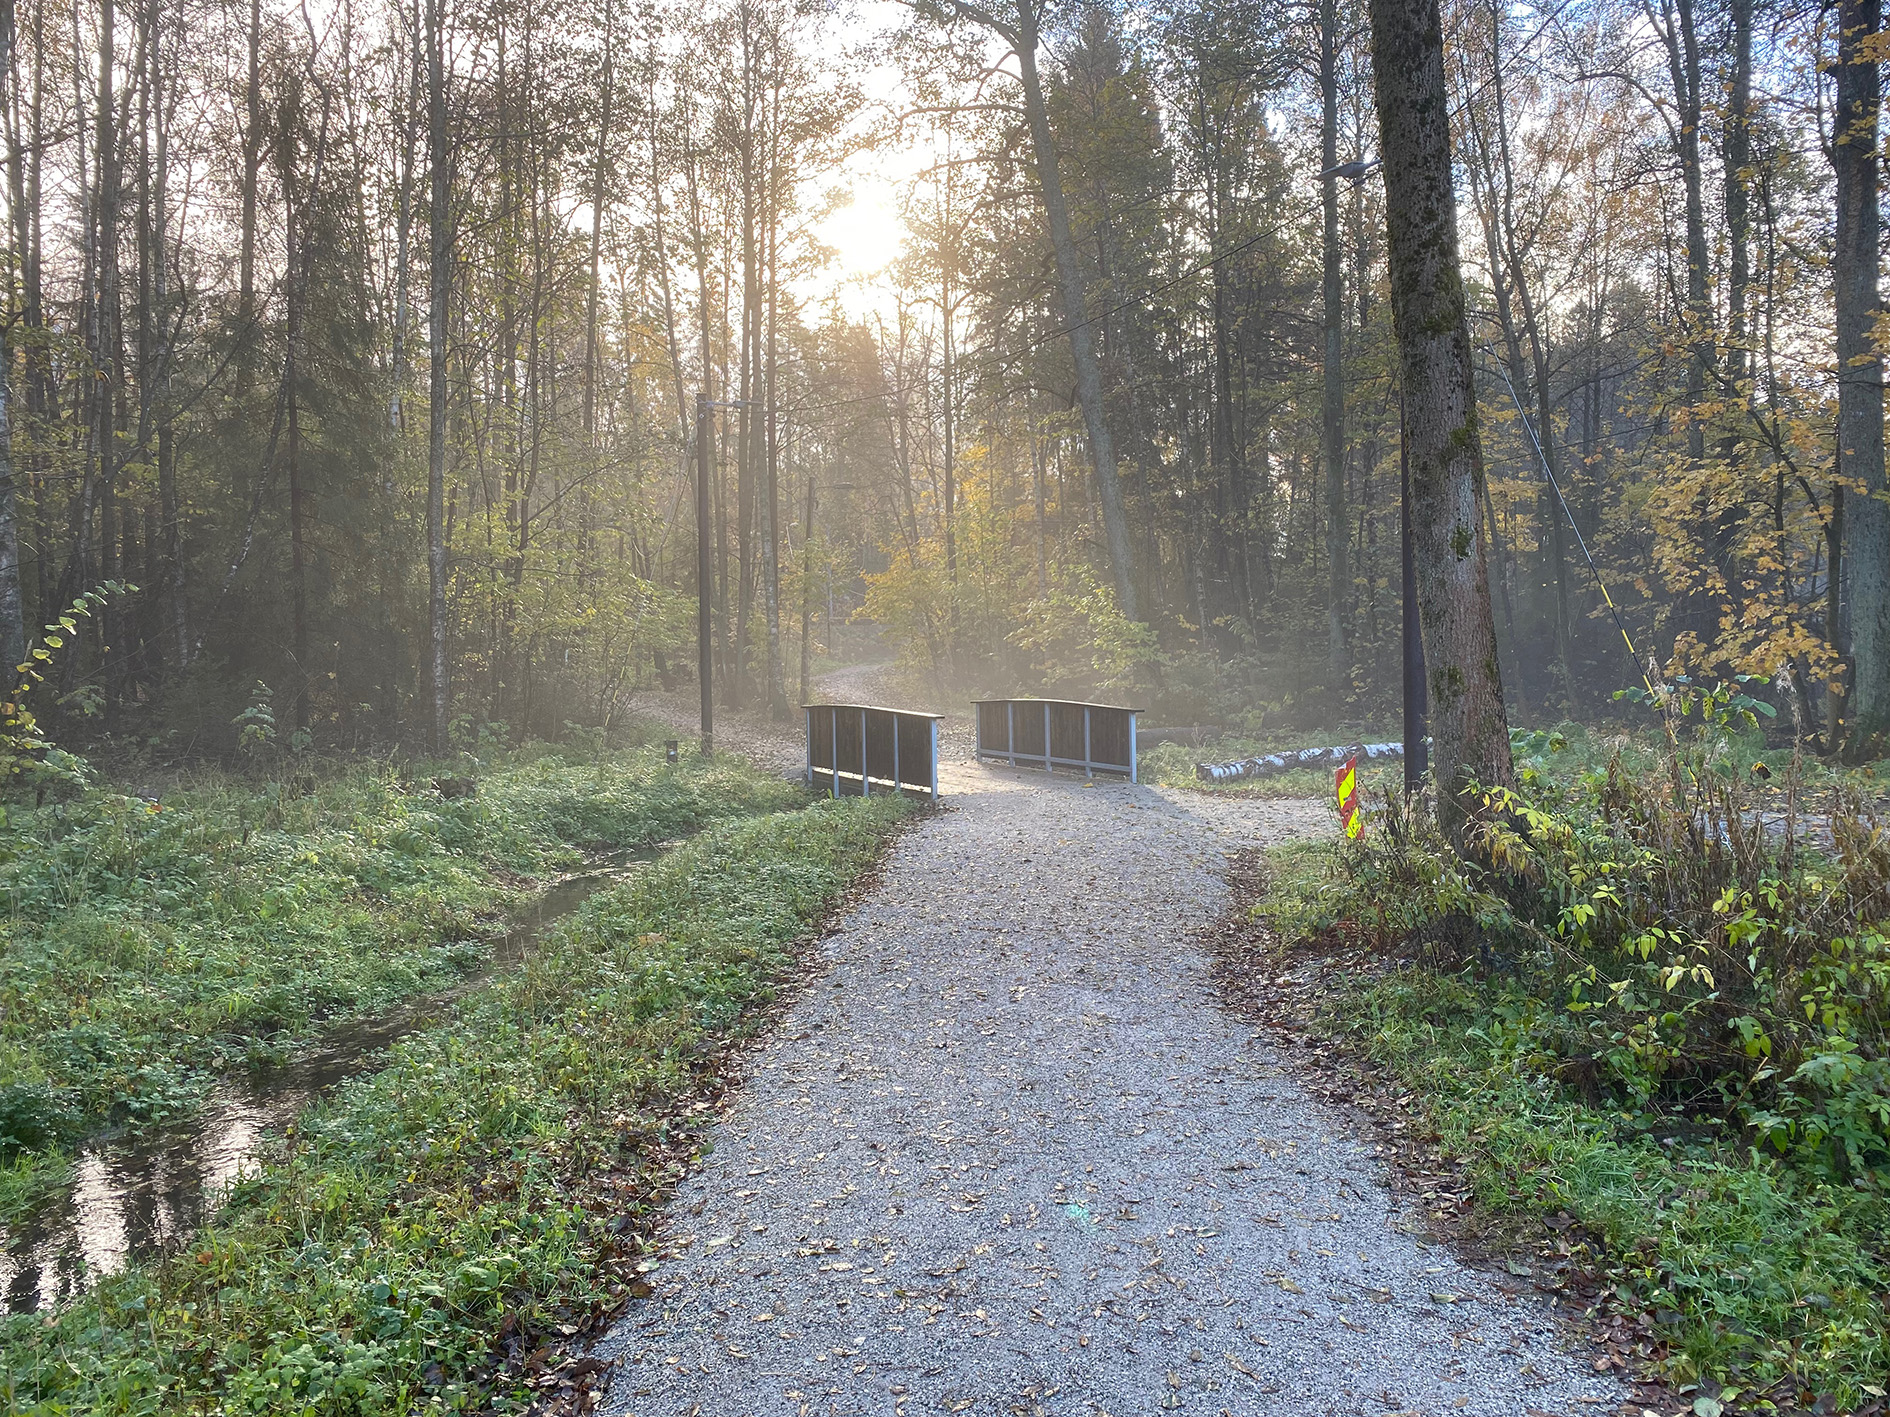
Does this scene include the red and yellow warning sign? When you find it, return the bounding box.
[1335,753,1362,840]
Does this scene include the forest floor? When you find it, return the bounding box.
[593,695,1631,1416]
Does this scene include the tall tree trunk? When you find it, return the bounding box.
[648,70,689,451]
[733,53,757,705]
[581,0,612,442]
[1836,0,1888,755]
[389,0,421,429]
[940,261,957,654]
[288,387,308,729]
[426,0,450,751]
[1651,0,1709,462]
[1319,0,1347,686]
[0,362,22,677]
[1031,390,1048,597]
[95,0,122,713]
[281,135,308,732]
[145,0,184,667]
[1725,0,1752,399]
[1248,406,1273,617]
[1829,483,1846,744]
[762,115,785,718]
[0,0,26,672]
[238,0,261,348]
[1368,0,1514,840]
[1012,0,1136,619]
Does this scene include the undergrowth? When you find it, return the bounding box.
[0,746,803,1204]
[1141,715,1890,803]
[1257,675,1890,1407]
[0,792,910,1414]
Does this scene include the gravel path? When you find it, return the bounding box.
[597,757,1626,1417]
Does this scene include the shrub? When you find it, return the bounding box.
[1308,676,1890,1184]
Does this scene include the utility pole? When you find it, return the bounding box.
[696,393,714,756]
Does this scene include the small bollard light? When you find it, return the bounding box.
[665,739,679,764]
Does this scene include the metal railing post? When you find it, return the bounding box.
[892,712,901,796]
[830,707,839,799]
[1129,711,1139,784]
[1083,706,1093,780]
[1043,701,1052,773]
[1006,701,1016,767]
[930,719,939,800]
[804,706,812,788]
[860,707,869,796]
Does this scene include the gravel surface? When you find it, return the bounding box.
[596,756,1627,1417]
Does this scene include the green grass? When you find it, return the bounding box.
[0,791,911,1414]
[0,747,805,1215]
[1260,839,1890,1407]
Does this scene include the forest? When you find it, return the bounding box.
[5,0,1890,1412]
[3,0,1883,757]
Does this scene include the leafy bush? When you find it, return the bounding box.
[1260,674,1890,1400]
[0,1081,72,1156]
[1312,677,1890,1183]
[1007,566,1165,696]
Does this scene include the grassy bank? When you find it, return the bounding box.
[0,746,802,1189]
[1253,740,1890,1409]
[1,790,910,1414]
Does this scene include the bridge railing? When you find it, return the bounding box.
[804,703,943,800]
[973,698,1141,782]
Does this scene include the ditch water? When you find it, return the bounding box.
[0,852,656,1316]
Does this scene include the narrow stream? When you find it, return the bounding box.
[0,854,653,1315]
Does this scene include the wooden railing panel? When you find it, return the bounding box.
[1088,707,1133,772]
[976,701,1009,756]
[1014,704,1047,761]
[972,699,1141,781]
[803,704,943,800]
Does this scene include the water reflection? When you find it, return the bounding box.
[0,856,650,1314]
